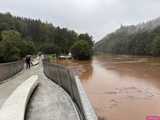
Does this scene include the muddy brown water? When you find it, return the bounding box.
[53,54,160,120]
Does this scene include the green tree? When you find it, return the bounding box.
[0,30,21,62]
[0,30,36,62]
[20,40,36,57]
[151,36,160,56]
[79,33,94,47]
[71,40,93,60]
[40,43,61,55]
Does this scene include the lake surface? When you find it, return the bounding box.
[54,55,160,120]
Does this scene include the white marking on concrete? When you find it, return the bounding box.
[0,75,38,120]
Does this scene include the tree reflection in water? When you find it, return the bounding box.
[54,59,93,81]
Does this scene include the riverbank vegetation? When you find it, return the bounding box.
[0,12,93,62]
[71,33,93,60]
[71,40,93,60]
[95,24,160,56]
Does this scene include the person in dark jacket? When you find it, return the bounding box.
[25,55,31,69]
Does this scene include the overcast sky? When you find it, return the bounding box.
[0,0,160,41]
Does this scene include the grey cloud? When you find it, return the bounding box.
[0,0,160,41]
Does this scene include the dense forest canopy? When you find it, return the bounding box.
[0,12,93,62]
[95,18,160,56]
[71,40,93,60]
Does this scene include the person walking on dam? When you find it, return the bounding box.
[25,55,31,69]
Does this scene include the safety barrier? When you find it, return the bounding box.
[0,60,24,82]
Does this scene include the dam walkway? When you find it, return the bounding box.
[0,63,80,120]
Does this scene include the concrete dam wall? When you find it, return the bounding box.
[43,60,97,120]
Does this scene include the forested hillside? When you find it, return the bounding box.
[0,12,93,62]
[95,17,160,56]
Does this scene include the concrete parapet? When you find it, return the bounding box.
[0,60,24,82]
[0,75,39,120]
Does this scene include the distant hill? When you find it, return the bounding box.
[0,12,93,62]
[119,17,160,33]
[95,17,160,56]
[0,12,79,54]
[0,12,92,54]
